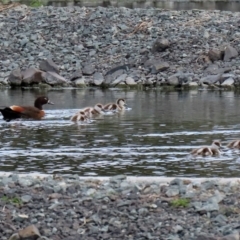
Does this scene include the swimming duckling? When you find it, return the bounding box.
[103,98,127,112]
[227,139,240,149]
[70,111,90,123]
[191,140,222,156]
[82,103,105,118]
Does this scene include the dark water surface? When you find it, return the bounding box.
[1,88,240,177]
[18,0,240,12]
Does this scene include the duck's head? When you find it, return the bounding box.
[34,96,54,109]
[117,98,127,107]
[212,140,222,149]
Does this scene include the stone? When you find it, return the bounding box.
[72,77,86,87]
[22,67,44,85]
[152,62,170,73]
[21,195,32,203]
[41,71,67,86]
[82,63,95,75]
[93,72,104,86]
[224,45,238,61]
[167,74,179,86]
[220,231,239,240]
[152,38,170,52]
[110,73,127,86]
[200,74,222,85]
[39,59,59,73]
[18,225,41,239]
[221,78,234,86]
[8,68,22,86]
[165,186,179,197]
[8,233,20,240]
[196,234,218,240]
[125,76,137,85]
[70,69,82,81]
[208,48,223,61]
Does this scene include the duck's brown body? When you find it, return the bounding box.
[191,141,221,156]
[227,140,240,149]
[103,98,126,112]
[0,96,53,122]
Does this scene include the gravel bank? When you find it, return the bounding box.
[1,174,240,239]
[1,5,240,88]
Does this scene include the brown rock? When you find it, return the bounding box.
[18,225,41,239]
[208,48,223,61]
[224,45,238,61]
[22,67,44,85]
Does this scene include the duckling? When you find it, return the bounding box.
[82,103,105,118]
[227,139,240,149]
[191,140,221,156]
[70,111,90,123]
[103,98,127,112]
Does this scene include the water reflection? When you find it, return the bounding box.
[18,0,240,12]
[1,88,240,177]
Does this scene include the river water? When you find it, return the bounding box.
[0,88,240,177]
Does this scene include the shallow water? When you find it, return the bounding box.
[1,88,240,177]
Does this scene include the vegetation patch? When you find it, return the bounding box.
[170,198,190,208]
[1,196,23,206]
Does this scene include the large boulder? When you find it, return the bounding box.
[39,59,59,73]
[8,68,22,86]
[22,67,44,85]
[41,71,68,86]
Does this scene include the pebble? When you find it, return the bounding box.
[0,175,240,239]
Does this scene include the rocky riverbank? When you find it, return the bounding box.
[1,174,240,240]
[1,5,240,89]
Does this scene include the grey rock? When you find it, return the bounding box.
[169,178,184,186]
[8,68,22,86]
[196,234,218,240]
[39,59,59,73]
[167,74,179,86]
[110,73,127,86]
[224,45,238,61]
[221,78,234,86]
[220,231,239,240]
[73,77,86,87]
[21,195,32,203]
[82,63,95,75]
[200,74,222,85]
[86,188,96,196]
[152,38,170,52]
[93,72,104,86]
[152,62,170,73]
[125,76,137,85]
[70,69,82,81]
[165,186,180,197]
[42,71,67,86]
[18,178,33,187]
